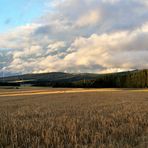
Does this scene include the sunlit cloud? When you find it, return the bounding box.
[0,0,148,74]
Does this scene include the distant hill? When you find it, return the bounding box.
[0,70,147,88]
[0,72,99,83]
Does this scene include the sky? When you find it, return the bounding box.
[0,0,148,75]
[0,0,45,32]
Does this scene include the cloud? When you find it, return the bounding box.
[64,24,148,72]
[0,0,148,74]
[102,0,120,4]
[76,10,101,27]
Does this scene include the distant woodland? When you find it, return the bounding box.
[0,70,148,88]
[52,70,148,88]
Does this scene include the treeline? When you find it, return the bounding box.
[1,70,148,88]
[51,70,148,88]
[93,70,148,88]
[0,82,20,87]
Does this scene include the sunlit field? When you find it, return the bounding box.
[0,88,148,147]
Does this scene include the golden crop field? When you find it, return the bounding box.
[0,88,148,148]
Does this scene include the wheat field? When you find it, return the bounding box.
[0,89,148,148]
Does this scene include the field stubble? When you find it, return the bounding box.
[0,89,148,148]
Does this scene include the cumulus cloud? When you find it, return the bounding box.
[64,25,148,72]
[75,10,101,27]
[0,0,148,74]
